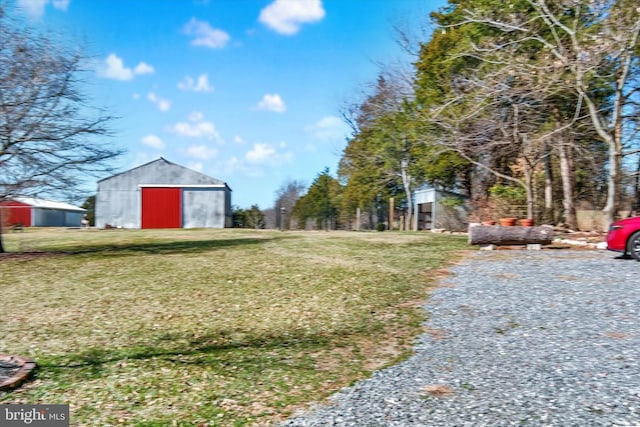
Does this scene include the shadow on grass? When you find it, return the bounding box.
[38,329,340,375]
[3,234,300,259]
[73,237,284,256]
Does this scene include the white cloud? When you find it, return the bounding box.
[97,54,155,81]
[255,93,286,113]
[183,18,230,48]
[308,115,350,140]
[134,62,155,75]
[171,120,221,142]
[177,77,192,91]
[177,75,211,92]
[246,143,275,163]
[234,136,245,144]
[259,0,325,35]
[194,74,213,92]
[147,92,171,112]
[245,143,293,165]
[141,134,165,150]
[188,111,204,122]
[132,93,141,100]
[17,0,48,18]
[17,0,69,19]
[188,162,204,172]
[216,156,264,178]
[178,74,214,92]
[225,156,241,172]
[186,144,218,160]
[98,54,132,80]
[52,0,69,10]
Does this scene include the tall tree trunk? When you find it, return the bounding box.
[558,140,578,230]
[525,170,534,220]
[544,141,554,223]
[400,158,413,231]
[602,146,622,230]
[599,70,627,230]
[368,205,374,230]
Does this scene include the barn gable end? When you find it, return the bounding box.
[96,158,232,229]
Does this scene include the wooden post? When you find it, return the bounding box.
[389,197,394,230]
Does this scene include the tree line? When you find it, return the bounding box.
[260,0,639,232]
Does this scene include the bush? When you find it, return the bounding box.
[376,222,386,232]
[489,184,526,204]
[488,184,527,218]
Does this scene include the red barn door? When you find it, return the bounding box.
[141,187,181,228]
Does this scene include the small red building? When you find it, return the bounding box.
[0,199,32,227]
[0,197,86,227]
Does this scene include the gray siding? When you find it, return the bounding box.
[182,188,226,228]
[96,187,140,228]
[33,208,83,227]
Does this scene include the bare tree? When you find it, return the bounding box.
[424,45,572,220]
[341,73,410,135]
[273,179,306,230]
[0,5,123,252]
[455,0,640,228]
[340,73,426,230]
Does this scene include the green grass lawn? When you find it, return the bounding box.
[0,228,468,426]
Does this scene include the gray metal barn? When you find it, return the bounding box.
[413,188,469,231]
[95,158,232,229]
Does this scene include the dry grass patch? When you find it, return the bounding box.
[1,228,468,425]
[493,273,520,279]
[423,328,448,340]
[422,384,455,397]
[604,332,632,340]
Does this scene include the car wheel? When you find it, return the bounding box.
[626,231,640,261]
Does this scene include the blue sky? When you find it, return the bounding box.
[17,0,446,209]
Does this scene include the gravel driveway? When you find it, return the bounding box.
[282,249,640,426]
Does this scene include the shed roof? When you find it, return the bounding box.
[12,197,86,212]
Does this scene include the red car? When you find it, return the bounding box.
[607,216,640,260]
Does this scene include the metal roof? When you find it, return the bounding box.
[12,197,86,212]
[97,157,231,190]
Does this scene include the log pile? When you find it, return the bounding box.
[469,224,554,246]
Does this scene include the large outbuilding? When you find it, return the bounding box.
[0,197,86,227]
[95,158,232,229]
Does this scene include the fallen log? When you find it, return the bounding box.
[468,224,554,246]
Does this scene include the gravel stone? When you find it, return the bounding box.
[281,250,640,426]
